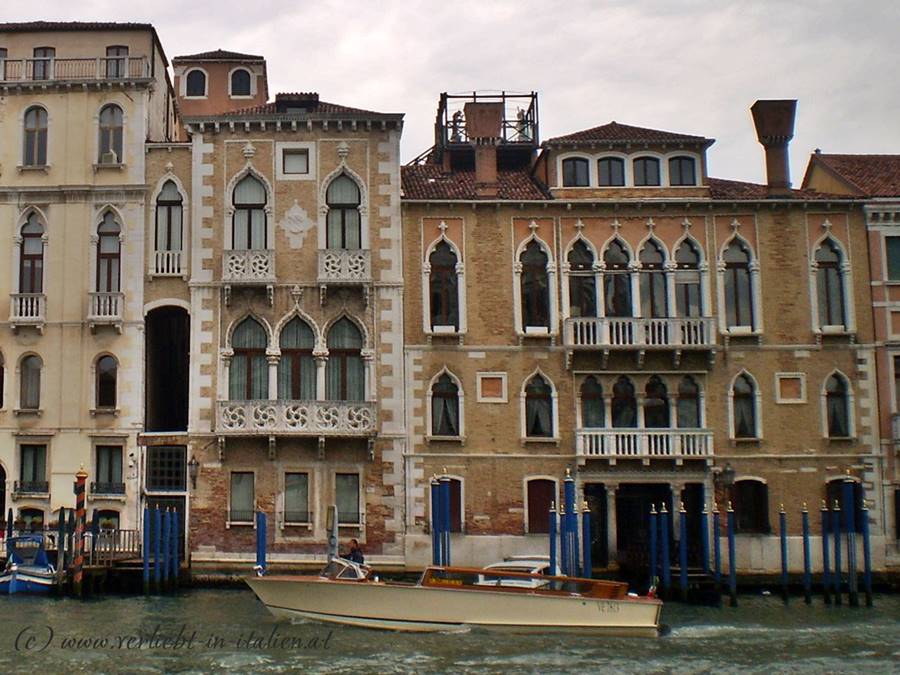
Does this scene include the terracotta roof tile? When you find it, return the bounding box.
[173,49,264,62]
[807,154,900,198]
[547,121,712,145]
[401,165,550,200]
[218,99,385,117]
[0,21,154,32]
[707,177,849,201]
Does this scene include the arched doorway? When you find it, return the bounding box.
[145,306,190,431]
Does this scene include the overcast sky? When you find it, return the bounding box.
[5,1,898,184]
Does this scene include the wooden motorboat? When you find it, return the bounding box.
[0,534,56,595]
[246,557,661,636]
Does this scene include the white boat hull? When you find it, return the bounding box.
[246,575,662,636]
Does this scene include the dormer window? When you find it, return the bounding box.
[633,157,660,186]
[669,156,697,186]
[230,69,251,97]
[598,157,625,187]
[562,157,589,187]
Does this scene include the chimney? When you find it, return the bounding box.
[464,102,503,198]
[750,99,797,197]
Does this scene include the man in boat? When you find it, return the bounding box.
[347,539,365,564]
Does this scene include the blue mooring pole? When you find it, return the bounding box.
[660,504,671,596]
[801,505,812,605]
[649,504,658,591]
[678,502,688,602]
[439,476,451,567]
[161,509,170,590]
[581,500,592,579]
[142,506,150,595]
[832,501,842,605]
[153,507,162,593]
[172,510,180,587]
[430,478,440,566]
[564,473,576,577]
[843,479,859,608]
[821,501,831,605]
[700,503,710,574]
[548,502,558,576]
[5,507,12,539]
[861,502,873,607]
[779,505,788,604]
[57,507,66,573]
[713,506,722,606]
[727,502,737,607]
[559,503,569,578]
[255,510,267,575]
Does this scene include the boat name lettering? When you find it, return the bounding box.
[596,601,620,614]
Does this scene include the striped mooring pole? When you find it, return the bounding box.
[72,467,88,598]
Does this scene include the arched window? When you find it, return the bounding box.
[23,106,48,166]
[611,376,637,428]
[604,239,632,318]
[634,157,660,186]
[825,373,850,438]
[732,479,769,533]
[732,373,757,438]
[431,373,460,437]
[669,156,696,186]
[326,175,361,249]
[185,69,206,97]
[675,239,702,317]
[520,240,550,329]
[20,212,44,294]
[677,376,701,428]
[155,180,183,253]
[815,238,846,328]
[568,240,597,318]
[639,239,668,318]
[598,157,625,187]
[524,374,553,438]
[96,355,117,408]
[326,318,364,401]
[429,241,459,329]
[580,376,604,428]
[232,174,267,249]
[98,104,123,163]
[562,157,589,187]
[644,376,669,428]
[526,478,556,533]
[723,239,754,328]
[231,68,251,96]
[96,212,121,293]
[20,355,42,409]
[278,318,315,400]
[229,318,268,400]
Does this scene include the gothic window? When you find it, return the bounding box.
[723,239,754,328]
[598,157,625,186]
[580,376,604,428]
[229,318,268,400]
[98,104,123,163]
[669,156,696,186]
[562,157,589,187]
[96,212,121,293]
[815,238,846,328]
[634,157,660,186]
[429,241,459,329]
[604,239,633,318]
[520,240,550,329]
[326,174,361,249]
[96,355,117,408]
[232,174,267,249]
[732,373,757,438]
[231,68,251,96]
[732,479,769,533]
[568,240,597,318]
[526,479,556,533]
[185,69,206,97]
[611,376,637,428]
[326,318,364,401]
[20,355,42,410]
[524,374,553,438]
[644,375,670,428]
[155,180,183,252]
[23,106,48,166]
[825,373,850,438]
[639,239,668,318]
[278,318,316,400]
[19,212,44,294]
[675,239,702,317]
[677,376,701,428]
[431,373,460,437]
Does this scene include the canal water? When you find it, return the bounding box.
[0,589,896,673]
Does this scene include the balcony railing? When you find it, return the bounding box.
[90,482,125,496]
[222,249,275,284]
[14,480,49,494]
[9,293,46,327]
[0,57,150,83]
[317,249,371,285]
[88,292,124,324]
[216,400,377,436]
[576,428,713,462]
[564,317,716,349]
[153,250,184,277]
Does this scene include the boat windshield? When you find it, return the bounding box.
[320,557,370,581]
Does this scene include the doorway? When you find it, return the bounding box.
[615,483,673,573]
[583,483,608,569]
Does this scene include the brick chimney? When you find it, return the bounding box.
[750,99,797,197]
[464,102,503,198]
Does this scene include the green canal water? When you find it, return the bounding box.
[0,588,896,673]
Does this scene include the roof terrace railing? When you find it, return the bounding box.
[0,56,150,83]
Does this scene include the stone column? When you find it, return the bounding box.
[606,483,618,563]
[266,354,279,400]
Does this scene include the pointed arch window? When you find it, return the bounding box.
[96,355,117,408]
[431,373,460,437]
[326,175,361,249]
[96,212,121,293]
[815,238,846,328]
[326,318,364,401]
[429,241,459,329]
[580,376,605,428]
[520,240,550,329]
[611,376,637,428]
[20,355,42,410]
[98,104,123,164]
[639,239,668,318]
[723,239,754,328]
[644,375,670,428]
[23,106,48,166]
[677,376,701,428]
[825,373,850,438]
[229,318,268,400]
[732,373,757,438]
[604,239,633,318]
[675,239,702,317]
[20,213,44,294]
[155,180,183,253]
[278,318,316,400]
[568,240,597,318]
[562,157,589,187]
[232,174,267,249]
[524,374,553,438]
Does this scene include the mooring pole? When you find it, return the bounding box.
[649,504,658,591]
[801,504,812,605]
[861,501,873,607]
[161,509,170,591]
[660,503,671,596]
[549,501,558,576]
[153,506,162,594]
[700,502,710,574]
[581,499,592,579]
[67,509,76,569]
[171,510,180,587]
[72,467,88,599]
[5,507,12,539]
[843,479,859,608]
[713,505,722,606]
[779,505,789,604]
[430,478,440,566]
[439,475,451,567]
[563,470,576,577]
[255,510,267,576]
[559,503,569,578]
[832,500,842,606]
[679,501,688,602]
[56,507,67,573]
[821,500,831,605]
[727,501,737,607]
[142,506,150,595]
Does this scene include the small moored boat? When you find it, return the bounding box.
[0,534,56,595]
[246,557,661,636]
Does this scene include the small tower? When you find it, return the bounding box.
[172,49,268,116]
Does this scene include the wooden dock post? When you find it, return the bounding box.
[153,507,162,593]
[801,504,812,605]
[430,478,440,565]
[779,505,789,604]
[832,500,842,605]
[861,501,873,607]
[142,506,150,595]
[843,479,859,608]
[581,499,592,579]
[439,475,451,567]
[563,471,576,577]
[171,510,180,587]
[660,503,671,597]
[713,504,722,607]
[161,509,170,591]
[549,501,558,576]
[648,504,657,591]
[821,500,831,605]
[727,501,737,607]
[700,503,710,574]
[678,502,688,602]
[72,467,88,598]
[56,506,66,592]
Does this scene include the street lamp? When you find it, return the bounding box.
[188,455,199,489]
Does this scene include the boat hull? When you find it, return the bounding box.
[0,567,55,595]
[246,576,661,636]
